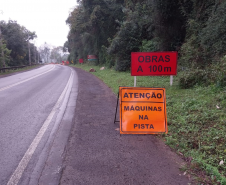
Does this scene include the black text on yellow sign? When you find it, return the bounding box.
[119,87,167,134]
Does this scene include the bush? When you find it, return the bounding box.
[179,69,210,89]
[179,56,226,89]
[216,74,226,88]
[139,38,160,52]
[115,59,130,71]
[99,46,115,68]
[211,57,226,88]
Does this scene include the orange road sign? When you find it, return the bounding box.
[119,87,167,134]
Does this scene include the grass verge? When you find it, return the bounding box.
[72,63,226,185]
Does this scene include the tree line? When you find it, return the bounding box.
[0,20,38,67]
[65,0,226,88]
[0,20,68,68]
[65,0,226,71]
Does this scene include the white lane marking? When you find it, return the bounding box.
[0,65,55,92]
[7,69,74,185]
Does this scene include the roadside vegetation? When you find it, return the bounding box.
[0,20,37,67]
[72,63,226,185]
[0,65,41,76]
[0,21,67,68]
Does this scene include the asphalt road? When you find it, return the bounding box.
[0,64,78,185]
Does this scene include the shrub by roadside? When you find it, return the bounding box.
[179,57,226,89]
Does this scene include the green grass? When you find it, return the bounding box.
[0,65,41,76]
[72,63,226,184]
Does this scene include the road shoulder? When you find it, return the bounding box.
[60,67,193,185]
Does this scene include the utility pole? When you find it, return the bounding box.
[37,50,39,64]
[33,45,36,64]
[38,51,39,63]
[27,33,31,66]
[0,26,6,69]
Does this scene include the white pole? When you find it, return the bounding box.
[134,76,136,87]
[170,75,173,86]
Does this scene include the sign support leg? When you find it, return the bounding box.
[134,76,136,87]
[170,75,173,86]
[114,91,119,124]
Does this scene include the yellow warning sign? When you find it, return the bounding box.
[119,87,167,134]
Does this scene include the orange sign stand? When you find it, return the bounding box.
[119,87,167,134]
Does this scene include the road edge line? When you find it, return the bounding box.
[7,67,73,185]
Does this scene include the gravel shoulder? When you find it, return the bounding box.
[60,67,193,185]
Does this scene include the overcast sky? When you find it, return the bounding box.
[0,0,78,47]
